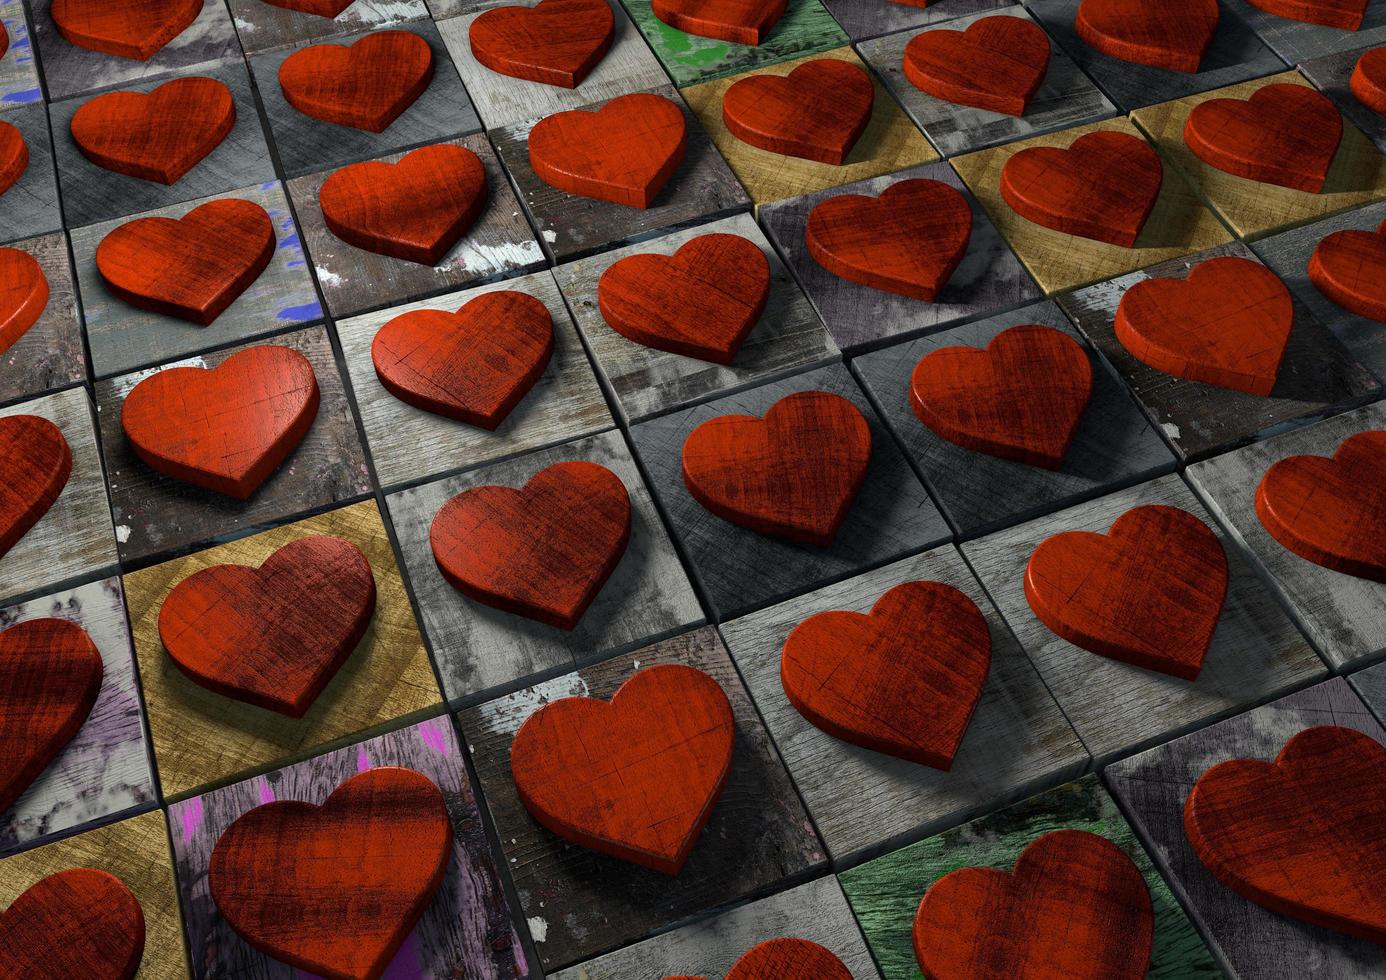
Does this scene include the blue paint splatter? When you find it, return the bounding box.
[278,302,322,321]
[2,88,41,104]
[280,232,301,250]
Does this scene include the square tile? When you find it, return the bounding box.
[0,0,42,105]
[1223,0,1386,63]
[227,0,430,54]
[820,0,1013,42]
[1351,658,1386,724]
[1302,44,1386,155]
[0,231,85,407]
[0,103,62,244]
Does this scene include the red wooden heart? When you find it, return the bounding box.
[0,619,102,814]
[210,767,452,980]
[0,119,28,197]
[159,535,377,717]
[903,15,1051,116]
[120,345,320,499]
[1246,0,1366,30]
[510,663,735,875]
[261,0,357,16]
[597,233,770,364]
[50,0,201,61]
[0,415,72,559]
[724,939,853,980]
[319,144,489,266]
[909,324,1094,470]
[1115,255,1293,396]
[1255,430,1386,582]
[1024,504,1229,679]
[650,0,787,45]
[430,460,631,630]
[528,92,687,208]
[781,580,991,769]
[95,198,275,326]
[0,248,50,357]
[1184,83,1343,193]
[0,20,7,60]
[722,59,874,165]
[1001,130,1163,247]
[805,178,973,302]
[469,0,615,89]
[1075,0,1220,74]
[0,869,145,980]
[278,30,434,133]
[1185,725,1386,943]
[1309,218,1386,322]
[914,829,1154,980]
[681,390,872,548]
[70,77,234,186]
[1351,47,1386,115]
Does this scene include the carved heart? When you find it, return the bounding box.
[0,119,28,197]
[1185,725,1386,943]
[681,390,872,548]
[1115,255,1293,396]
[1024,504,1228,679]
[430,460,631,630]
[1309,218,1386,322]
[914,829,1154,980]
[1255,430,1386,582]
[319,144,489,265]
[722,59,874,165]
[50,0,201,61]
[910,324,1094,470]
[261,0,358,17]
[159,535,377,717]
[1246,0,1366,30]
[903,15,1051,116]
[781,580,991,768]
[1184,83,1343,193]
[651,0,787,45]
[1001,130,1163,247]
[1351,47,1386,115]
[725,939,853,980]
[1075,0,1220,73]
[805,178,973,301]
[0,249,50,357]
[210,767,452,980]
[528,92,687,208]
[0,869,145,980]
[0,20,7,60]
[0,415,71,558]
[278,30,434,133]
[121,345,320,499]
[95,198,275,326]
[469,0,615,88]
[597,233,770,364]
[0,619,102,814]
[510,663,735,875]
[70,77,234,185]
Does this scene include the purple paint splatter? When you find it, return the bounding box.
[417,719,450,757]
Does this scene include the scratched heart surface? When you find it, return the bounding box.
[0,414,72,558]
[0,868,146,980]
[722,59,875,165]
[50,0,201,60]
[469,0,616,89]
[279,31,435,133]
[0,248,50,357]
[1184,84,1343,193]
[651,0,788,45]
[903,15,1051,117]
[0,119,28,198]
[1075,0,1220,73]
[1309,218,1386,322]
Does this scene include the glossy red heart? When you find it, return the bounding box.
[805,178,973,302]
[910,324,1094,470]
[430,460,632,630]
[914,829,1153,980]
[722,59,874,165]
[1115,255,1293,396]
[279,30,434,133]
[903,15,1051,116]
[681,390,872,548]
[598,233,770,364]
[1075,0,1220,73]
[0,119,28,197]
[95,198,275,326]
[0,20,8,60]
[529,92,687,208]
[319,144,488,266]
[121,345,320,499]
[1351,47,1386,115]
[1309,218,1386,322]
[470,0,615,88]
[0,415,72,559]
[1255,430,1386,582]
[70,77,234,185]
[0,248,50,357]
[651,0,787,45]
[0,869,146,980]
[1246,0,1366,30]
[0,619,102,814]
[1185,725,1386,943]
[261,0,357,16]
[1024,504,1228,679]
[1184,83,1343,193]
[781,580,991,769]
[159,535,377,717]
[50,0,201,61]
[510,663,735,875]
[210,767,452,980]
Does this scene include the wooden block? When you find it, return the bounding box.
[819,0,1013,42]
[1105,677,1384,979]
[0,232,84,408]
[1351,658,1386,724]
[386,429,702,702]
[0,811,190,979]
[838,775,1221,980]
[225,0,430,54]
[682,47,939,208]
[454,627,826,973]
[1302,47,1386,159]
[166,717,529,979]
[0,104,62,246]
[1223,0,1386,63]
[629,363,950,621]
[0,0,43,106]
[1058,241,1381,462]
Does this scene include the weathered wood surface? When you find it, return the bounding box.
[820,0,1012,41]
[167,717,529,979]
[1105,678,1386,979]
[226,0,429,54]
[1302,47,1386,159]
[0,232,85,408]
[0,104,62,245]
[1222,0,1386,63]
[455,627,827,973]
[0,0,43,106]
[1350,659,1386,725]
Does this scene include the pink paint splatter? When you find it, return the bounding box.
[179,798,203,843]
[417,719,450,757]
[258,780,275,805]
[357,746,372,772]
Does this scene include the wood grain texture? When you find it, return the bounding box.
[1352,659,1386,726]
[1246,0,1365,30]
[166,718,528,980]
[0,105,63,246]
[629,363,949,622]
[468,0,615,88]
[224,0,429,55]
[278,29,435,131]
[124,500,438,799]
[1184,83,1343,192]
[48,0,200,61]
[819,0,1012,41]
[1302,45,1386,160]
[0,866,147,980]
[455,627,825,972]
[722,58,874,165]
[0,413,70,558]
[0,0,44,107]
[721,939,852,979]
[1224,0,1386,63]
[1073,0,1219,73]
[651,0,786,45]
[1309,217,1386,321]
[0,116,29,197]
[899,10,1052,118]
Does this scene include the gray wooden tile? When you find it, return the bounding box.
[1350,658,1386,726]
[1302,44,1386,155]
[0,0,43,105]
[719,546,1088,866]
[1224,0,1386,63]
[227,0,429,54]
[0,103,62,244]
[0,231,86,408]
[821,0,1012,41]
